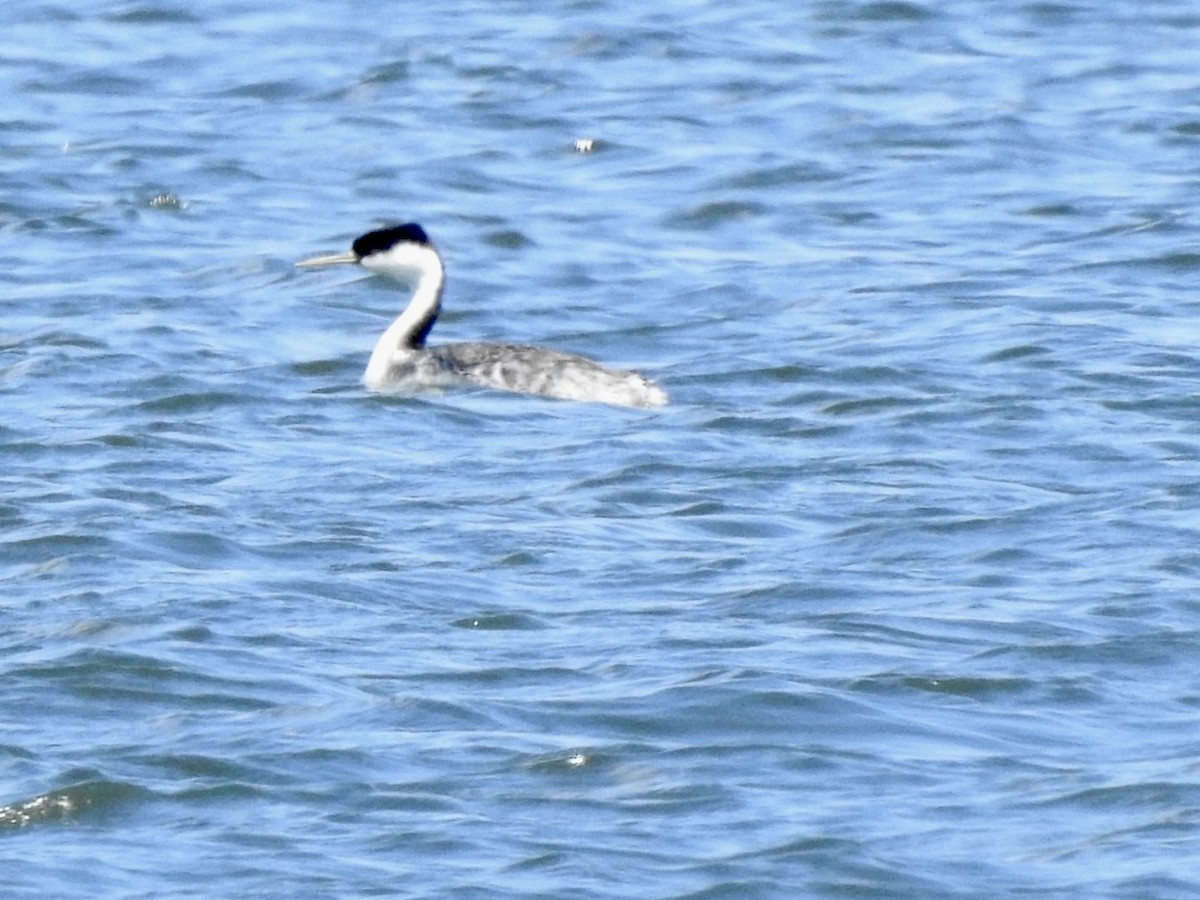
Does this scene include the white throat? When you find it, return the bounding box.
[362,244,445,390]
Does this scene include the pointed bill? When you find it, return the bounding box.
[295,250,359,268]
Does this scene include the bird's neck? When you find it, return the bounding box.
[363,265,444,389]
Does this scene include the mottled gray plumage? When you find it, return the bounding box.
[396,341,667,408]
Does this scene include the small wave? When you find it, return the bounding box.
[0,780,140,830]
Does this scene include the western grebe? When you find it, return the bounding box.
[296,223,668,409]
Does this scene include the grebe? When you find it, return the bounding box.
[296,223,668,409]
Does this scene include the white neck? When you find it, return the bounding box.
[362,253,444,390]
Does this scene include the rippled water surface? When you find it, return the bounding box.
[4,1,1200,896]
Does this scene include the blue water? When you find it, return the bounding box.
[4,1,1200,896]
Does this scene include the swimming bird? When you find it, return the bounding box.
[296,223,668,408]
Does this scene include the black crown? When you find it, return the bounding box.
[352,223,430,258]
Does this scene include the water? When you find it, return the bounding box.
[3,0,1199,896]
